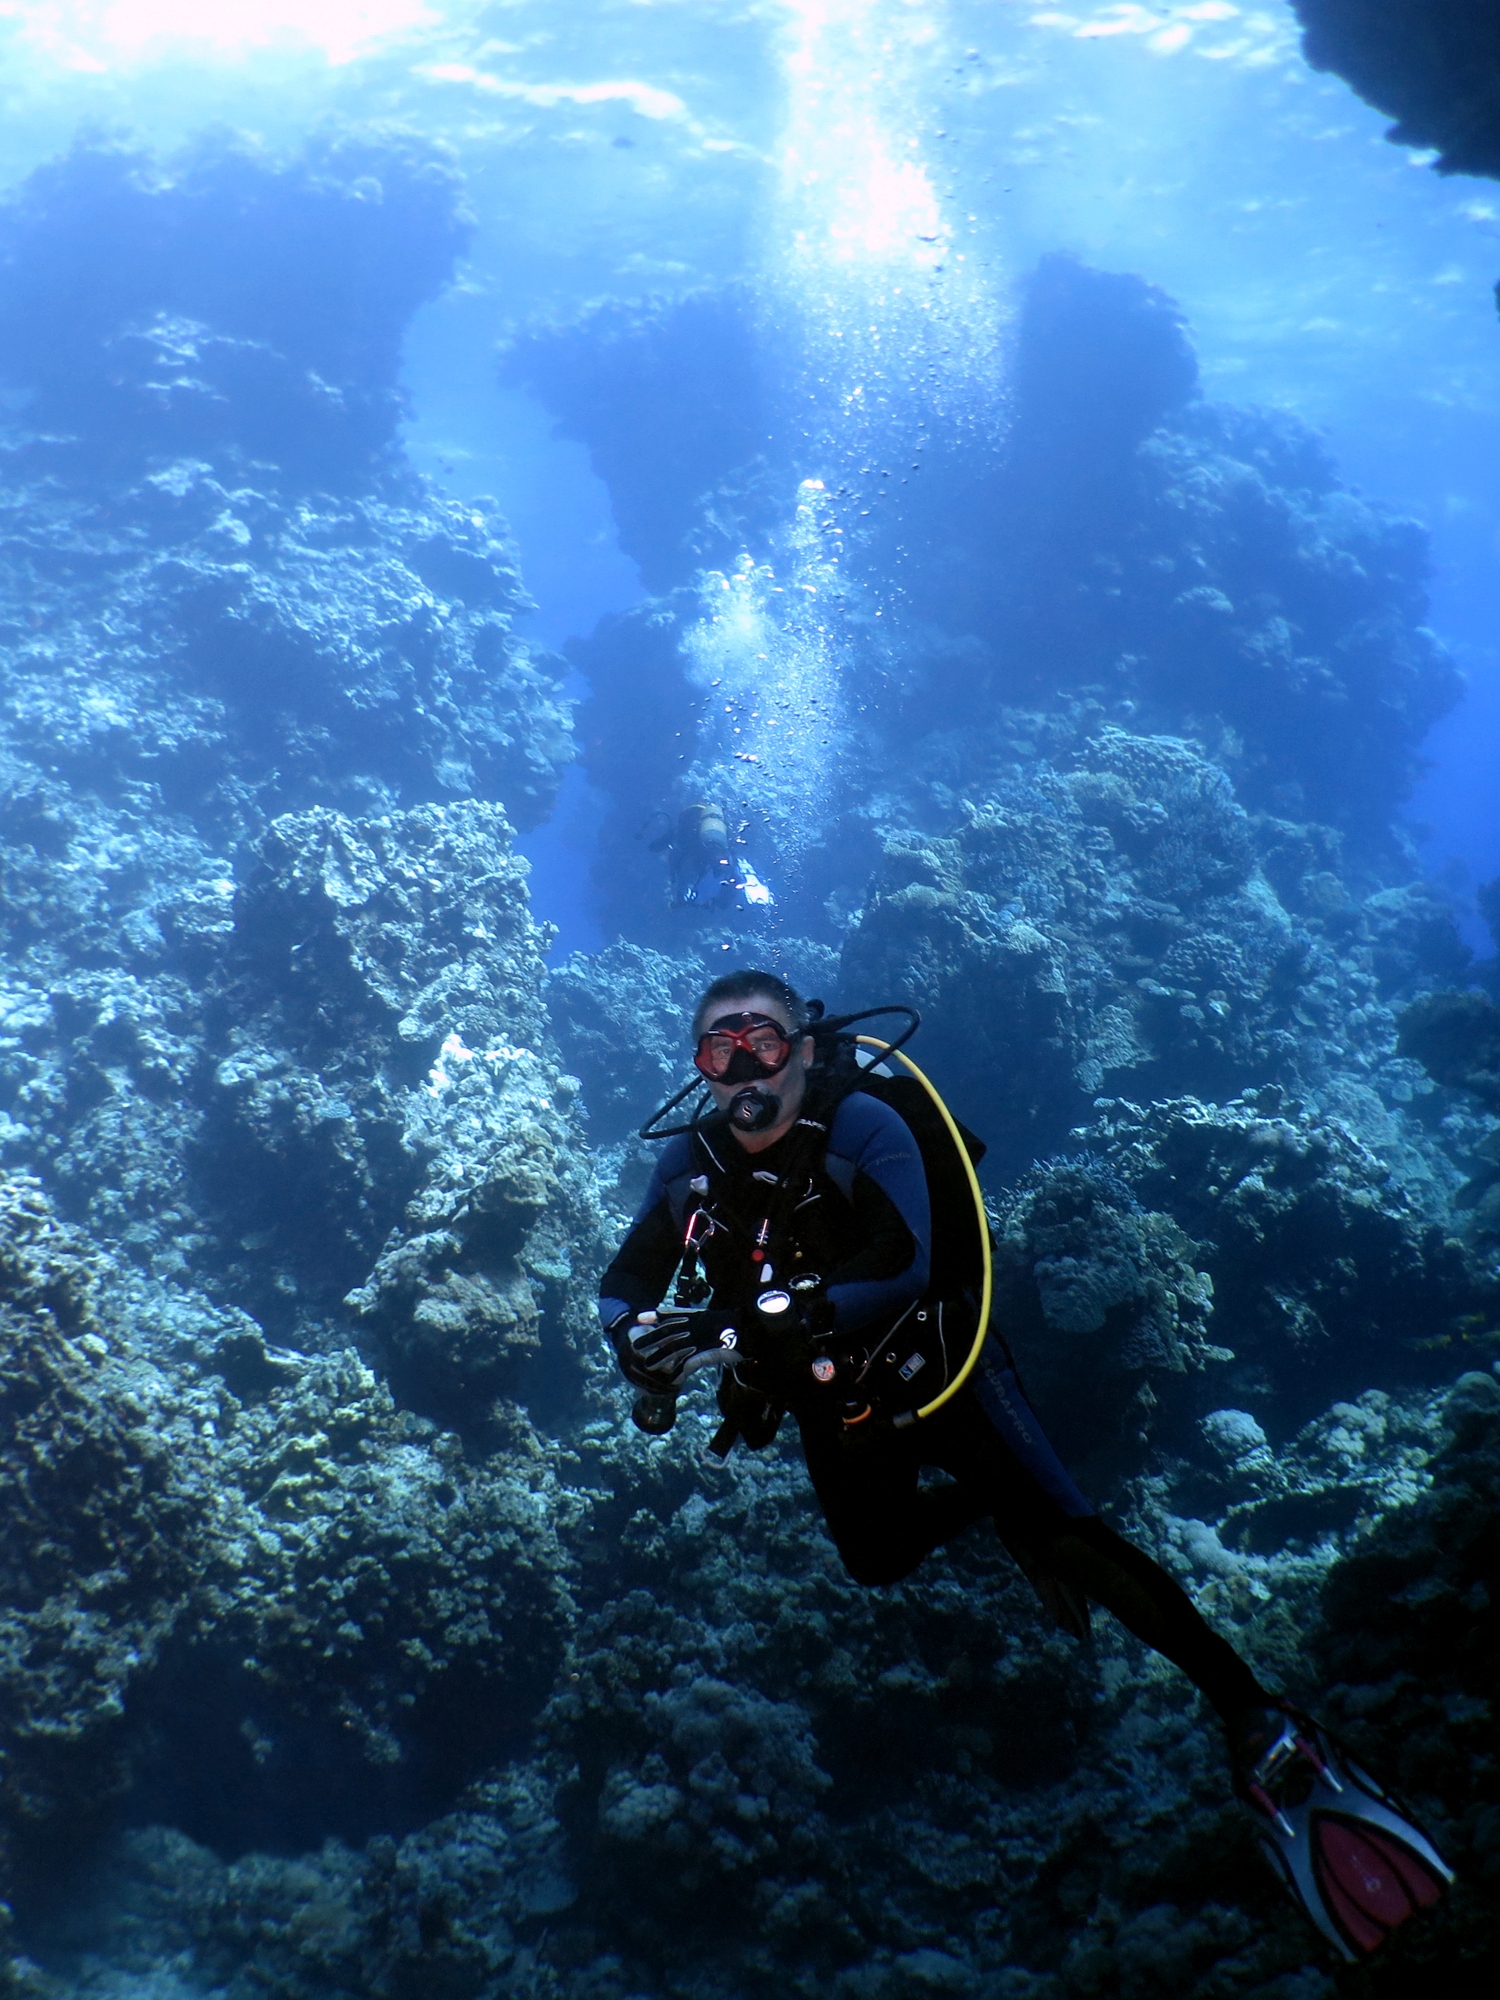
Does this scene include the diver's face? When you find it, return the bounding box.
[697,996,814,1148]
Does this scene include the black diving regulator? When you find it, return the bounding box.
[727,1085,781,1133]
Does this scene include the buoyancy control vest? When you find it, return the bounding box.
[641,1007,993,1440]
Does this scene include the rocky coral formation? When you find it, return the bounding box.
[993,1088,1482,1493]
[151,1344,582,1857]
[1399,988,1500,1111]
[40,1769,576,1999]
[0,136,570,836]
[0,128,606,1940]
[1395,990,1500,1261]
[1293,0,1500,182]
[501,287,783,594]
[545,941,708,1147]
[47,1373,1494,1999]
[0,131,466,474]
[0,1177,203,1899]
[203,800,606,1414]
[0,1199,583,1917]
[0,133,579,1288]
[1313,1367,1500,1976]
[0,400,567,844]
[839,718,1479,1199]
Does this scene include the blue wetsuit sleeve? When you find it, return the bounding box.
[824,1094,930,1333]
[597,1139,689,1333]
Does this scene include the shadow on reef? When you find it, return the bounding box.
[1,118,1498,2000]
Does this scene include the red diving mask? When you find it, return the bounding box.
[693,1012,795,1084]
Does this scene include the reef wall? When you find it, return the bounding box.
[0,130,609,1945]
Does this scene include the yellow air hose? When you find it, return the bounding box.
[856,1036,992,1420]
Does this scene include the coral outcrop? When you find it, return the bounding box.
[0,136,570,837]
[159,1346,582,1855]
[0,128,603,1933]
[993,1089,1480,1491]
[545,941,708,1148]
[0,1177,202,1896]
[839,718,1478,1198]
[1293,0,1500,182]
[204,800,606,1412]
[501,287,781,593]
[1314,1368,1500,1969]
[1399,988,1500,1112]
[0,130,461,474]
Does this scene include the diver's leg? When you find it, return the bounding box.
[1038,1514,1268,1723]
[915,1369,1098,1636]
[928,1355,1269,1722]
[795,1405,990,1586]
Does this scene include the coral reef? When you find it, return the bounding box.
[1293,0,1500,181]
[993,1088,1482,1491]
[46,1379,1490,1999]
[0,128,603,1937]
[0,421,567,839]
[839,719,1478,1197]
[1399,988,1500,1111]
[501,287,783,593]
[1314,1368,1500,1973]
[0,130,469,482]
[0,1177,202,1897]
[205,800,606,1413]
[866,254,1453,850]
[0,133,571,843]
[155,1345,582,1856]
[1,120,1496,2000]
[545,941,708,1147]
[0,1181,587,1918]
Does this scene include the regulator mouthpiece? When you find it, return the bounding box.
[728,1086,780,1133]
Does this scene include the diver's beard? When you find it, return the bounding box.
[727,1086,781,1133]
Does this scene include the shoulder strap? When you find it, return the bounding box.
[845,1072,988,1293]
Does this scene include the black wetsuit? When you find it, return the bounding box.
[599,1093,1264,1726]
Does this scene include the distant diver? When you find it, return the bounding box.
[598,969,1453,1965]
[645,800,775,912]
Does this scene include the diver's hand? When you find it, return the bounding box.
[607,1310,669,1392]
[616,1310,741,1392]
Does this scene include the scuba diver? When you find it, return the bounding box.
[645,801,775,912]
[598,970,1453,1964]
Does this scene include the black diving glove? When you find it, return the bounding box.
[610,1309,743,1394]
